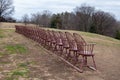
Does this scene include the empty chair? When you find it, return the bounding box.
[40,29,47,47]
[65,32,78,64]
[15,25,97,73]
[44,30,52,48]
[47,30,56,51]
[73,33,97,71]
[59,31,69,58]
[52,31,63,55]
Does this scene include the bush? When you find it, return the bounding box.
[89,24,96,33]
[115,30,120,40]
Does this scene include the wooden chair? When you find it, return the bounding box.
[52,31,63,55]
[73,33,97,71]
[47,30,56,51]
[59,31,69,58]
[37,28,43,44]
[29,27,34,40]
[44,30,52,48]
[40,29,47,47]
[65,32,78,64]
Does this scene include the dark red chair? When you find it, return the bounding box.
[59,31,69,58]
[47,30,56,51]
[52,31,63,55]
[65,32,78,64]
[73,33,97,71]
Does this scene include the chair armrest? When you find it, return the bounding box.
[87,42,96,45]
[78,43,95,53]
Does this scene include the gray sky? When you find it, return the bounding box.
[13,0,120,20]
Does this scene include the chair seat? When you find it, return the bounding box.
[47,39,51,42]
[57,42,63,46]
[63,44,69,48]
[70,46,78,51]
[52,40,56,43]
[79,51,94,56]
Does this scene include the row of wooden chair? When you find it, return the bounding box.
[15,25,97,72]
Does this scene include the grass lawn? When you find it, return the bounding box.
[0,23,120,80]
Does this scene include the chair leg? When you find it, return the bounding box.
[80,56,84,72]
[53,44,58,54]
[92,56,97,70]
[58,45,61,55]
[63,48,68,59]
[59,45,63,56]
[66,50,71,61]
[85,56,87,66]
[73,51,78,65]
[47,41,51,50]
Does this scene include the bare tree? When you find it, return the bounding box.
[30,10,51,27]
[61,12,70,29]
[40,10,51,27]
[31,12,41,26]
[0,0,14,19]
[61,12,76,30]
[22,14,29,26]
[92,11,117,36]
[74,4,95,31]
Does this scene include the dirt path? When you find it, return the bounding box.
[0,29,119,80]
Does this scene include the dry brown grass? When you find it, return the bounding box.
[0,22,36,28]
[0,23,120,80]
[45,27,120,80]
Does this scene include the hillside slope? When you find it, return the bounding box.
[0,23,120,80]
[0,22,35,28]
[45,27,120,80]
[70,30,120,80]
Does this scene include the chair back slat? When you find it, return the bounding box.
[47,30,56,43]
[59,31,69,48]
[52,31,62,45]
[65,32,77,50]
[73,33,87,51]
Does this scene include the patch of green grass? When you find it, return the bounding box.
[18,61,36,68]
[0,29,15,38]
[0,34,4,38]
[0,52,4,57]
[0,61,10,64]
[0,29,5,38]
[6,68,29,80]
[6,77,14,80]
[5,44,27,54]
[18,62,30,68]
[12,69,29,77]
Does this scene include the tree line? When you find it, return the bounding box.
[0,0,119,40]
[0,0,15,22]
[22,4,120,40]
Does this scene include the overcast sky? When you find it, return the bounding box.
[13,0,120,20]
